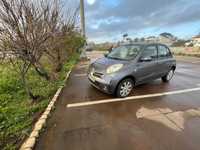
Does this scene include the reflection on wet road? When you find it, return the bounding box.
[35,53,200,150]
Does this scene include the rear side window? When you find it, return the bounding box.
[142,46,157,59]
[158,45,172,58]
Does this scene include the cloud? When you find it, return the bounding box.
[84,0,200,42]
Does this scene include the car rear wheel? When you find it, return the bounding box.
[116,78,134,98]
[162,69,174,82]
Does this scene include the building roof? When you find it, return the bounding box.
[193,35,200,39]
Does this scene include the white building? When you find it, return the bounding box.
[192,35,200,47]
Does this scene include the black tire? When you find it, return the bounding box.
[116,78,134,98]
[162,69,174,82]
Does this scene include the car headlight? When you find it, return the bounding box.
[106,64,123,74]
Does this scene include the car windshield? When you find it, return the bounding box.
[107,45,141,60]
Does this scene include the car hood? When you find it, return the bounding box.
[91,57,129,72]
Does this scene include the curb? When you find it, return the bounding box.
[20,70,72,150]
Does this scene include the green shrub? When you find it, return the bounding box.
[0,53,79,150]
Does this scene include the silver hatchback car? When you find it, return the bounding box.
[88,43,176,98]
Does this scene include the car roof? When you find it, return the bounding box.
[121,42,167,46]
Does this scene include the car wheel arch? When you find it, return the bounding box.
[171,65,176,71]
[115,75,136,94]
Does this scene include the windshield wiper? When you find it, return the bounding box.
[107,56,125,61]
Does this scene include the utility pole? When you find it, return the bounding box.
[80,0,88,59]
[80,0,86,37]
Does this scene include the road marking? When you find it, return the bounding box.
[67,87,200,108]
[74,73,87,77]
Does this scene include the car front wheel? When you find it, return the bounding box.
[116,78,134,98]
[162,69,174,82]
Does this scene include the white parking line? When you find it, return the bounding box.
[67,87,200,108]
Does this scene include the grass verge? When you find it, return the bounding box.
[172,52,200,58]
[0,53,79,150]
[171,47,200,58]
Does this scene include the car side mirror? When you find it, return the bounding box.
[140,56,152,62]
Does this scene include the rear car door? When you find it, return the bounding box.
[157,44,173,76]
[135,45,158,84]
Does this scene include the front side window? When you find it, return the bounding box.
[107,45,141,60]
[158,45,171,58]
[141,46,157,59]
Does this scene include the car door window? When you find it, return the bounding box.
[141,45,157,60]
[158,45,172,58]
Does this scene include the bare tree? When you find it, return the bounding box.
[0,0,53,78]
[45,5,80,73]
[0,0,81,100]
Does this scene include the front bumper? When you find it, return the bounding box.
[88,73,114,94]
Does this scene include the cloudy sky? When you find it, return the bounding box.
[70,0,200,43]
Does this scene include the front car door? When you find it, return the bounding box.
[135,45,158,84]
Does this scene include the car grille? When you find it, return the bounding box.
[93,72,104,78]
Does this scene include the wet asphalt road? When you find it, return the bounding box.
[35,52,200,150]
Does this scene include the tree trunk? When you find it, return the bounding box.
[21,73,37,101]
[54,49,63,73]
[34,63,50,80]
[54,62,63,72]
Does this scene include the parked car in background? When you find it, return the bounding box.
[85,45,93,51]
[88,43,176,97]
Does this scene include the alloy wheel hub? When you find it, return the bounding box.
[120,81,132,97]
[167,70,174,80]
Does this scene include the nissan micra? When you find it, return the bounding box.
[88,43,176,98]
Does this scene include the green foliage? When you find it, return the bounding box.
[64,33,86,53]
[92,45,107,51]
[0,53,79,150]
